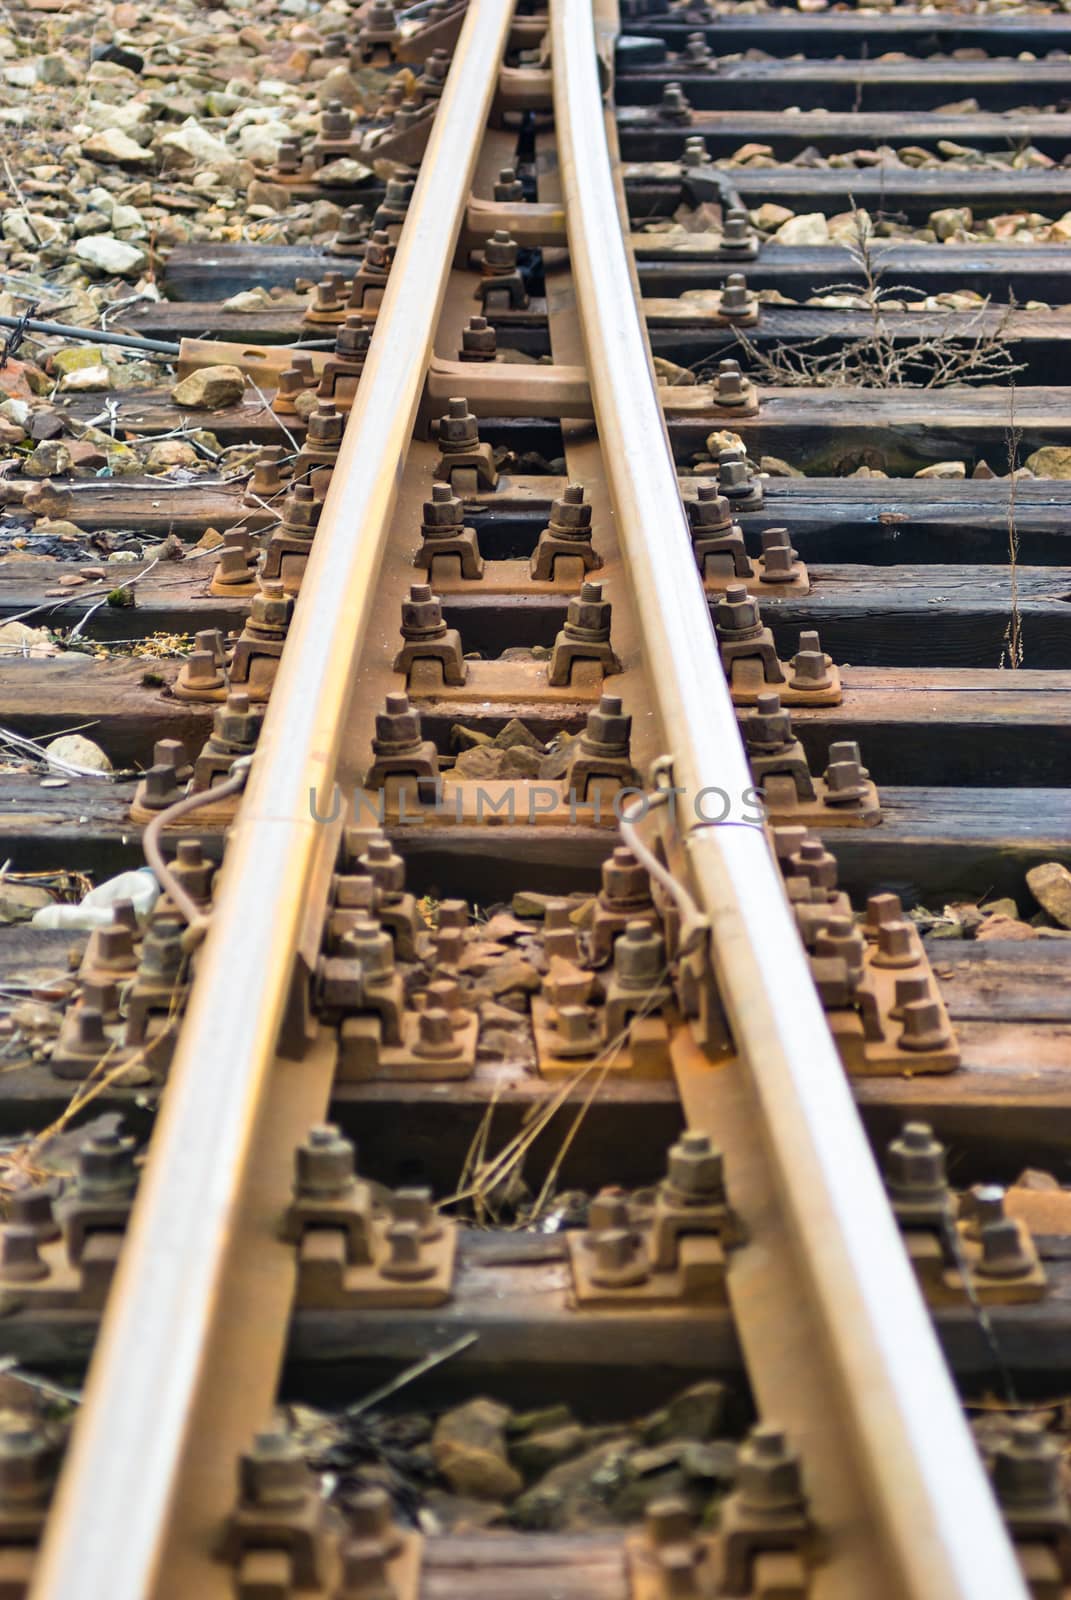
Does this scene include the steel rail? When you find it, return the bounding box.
[28,3,515,1595]
[549,3,1028,1597]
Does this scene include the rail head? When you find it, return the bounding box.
[548,3,1028,1598]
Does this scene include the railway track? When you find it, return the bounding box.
[0,0,1069,1595]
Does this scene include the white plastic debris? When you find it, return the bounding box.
[31,867,159,930]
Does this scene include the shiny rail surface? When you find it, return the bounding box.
[27,3,515,1595]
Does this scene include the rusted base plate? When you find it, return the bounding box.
[129,791,241,829]
[729,656,842,708]
[831,952,959,1076]
[568,1232,728,1308]
[357,779,623,829]
[531,997,675,1080]
[762,774,881,829]
[0,1231,120,1313]
[626,1531,718,1600]
[337,1011,478,1082]
[703,563,810,598]
[427,554,599,595]
[208,576,258,599]
[907,1229,1046,1306]
[406,655,606,704]
[297,1223,456,1309]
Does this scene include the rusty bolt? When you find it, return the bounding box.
[0,1226,48,1283]
[965,1184,1007,1230]
[363,229,394,273]
[250,583,293,633]
[0,1424,56,1508]
[307,401,345,448]
[284,484,321,533]
[977,1217,1034,1279]
[715,584,761,638]
[992,1419,1063,1511]
[720,273,752,318]
[612,919,665,991]
[90,921,137,971]
[549,482,592,534]
[421,48,450,84]
[814,916,865,980]
[722,208,752,249]
[666,1130,724,1203]
[681,134,708,168]
[393,97,424,131]
[494,166,524,201]
[380,1220,436,1281]
[82,977,120,1018]
[565,580,611,638]
[891,974,930,1020]
[461,314,497,359]
[321,100,353,140]
[338,1542,393,1598]
[438,899,468,931]
[391,1188,443,1242]
[884,1122,947,1204]
[789,837,837,890]
[400,583,446,638]
[684,30,711,62]
[553,1004,601,1056]
[871,920,919,970]
[601,846,650,907]
[335,205,367,246]
[71,1007,108,1057]
[717,448,753,495]
[582,693,631,753]
[239,1430,309,1509]
[423,482,464,529]
[688,483,732,532]
[358,834,406,896]
[295,1124,355,1199]
[823,740,868,804]
[743,691,792,751]
[789,630,832,690]
[898,999,951,1053]
[863,892,903,936]
[313,277,344,313]
[373,691,423,753]
[337,317,373,360]
[715,359,747,405]
[736,1423,806,1515]
[588,1191,632,1232]
[10,1182,60,1244]
[646,1495,694,1546]
[137,912,186,982]
[78,1129,137,1198]
[590,1227,648,1287]
[484,228,518,271]
[413,1007,463,1059]
[275,139,302,175]
[214,691,263,748]
[342,919,396,981]
[350,1484,403,1555]
[426,977,462,1013]
[438,396,479,450]
[383,177,414,212]
[660,80,692,122]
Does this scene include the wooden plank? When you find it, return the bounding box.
[621,13,1071,55]
[617,58,1071,113]
[619,107,1071,159]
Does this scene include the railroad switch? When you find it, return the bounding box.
[742,696,880,827]
[433,397,499,495]
[0,1130,138,1310]
[393,583,467,688]
[568,1133,741,1307]
[282,1125,457,1306]
[530,483,602,584]
[986,1419,1071,1597]
[262,484,323,595]
[716,591,837,707]
[884,1125,1044,1302]
[415,482,486,580]
[475,229,529,312]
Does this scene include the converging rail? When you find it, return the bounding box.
[0,0,1064,1596]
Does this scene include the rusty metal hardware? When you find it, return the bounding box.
[303,272,350,329]
[363,692,440,793]
[334,831,426,961]
[358,0,400,63]
[190,693,265,795]
[716,447,764,510]
[311,100,362,169]
[374,176,415,232]
[547,580,621,687]
[721,206,759,260]
[262,484,323,595]
[531,482,602,583]
[717,591,836,706]
[130,739,192,813]
[717,273,759,327]
[209,526,258,598]
[327,204,369,259]
[475,228,528,310]
[360,95,437,167]
[348,229,396,315]
[218,1425,339,1591]
[712,359,759,415]
[282,1126,457,1303]
[433,397,498,494]
[292,402,346,500]
[743,695,881,828]
[243,445,292,506]
[568,1132,741,1306]
[228,582,294,701]
[758,527,807,587]
[683,30,713,65]
[494,165,524,202]
[627,1497,717,1600]
[659,80,692,124]
[271,352,318,417]
[681,135,708,169]
[172,628,229,703]
[0,1132,138,1309]
[718,1425,813,1597]
[415,481,485,580]
[687,485,752,584]
[591,845,661,963]
[417,47,451,100]
[883,1125,1044,1303]
[393,583,467,688]
[561,694,640,803]
[317,317,373,408]
[988,1419,1071,1592]
[168,840,215,908]
[459,313,497,362]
